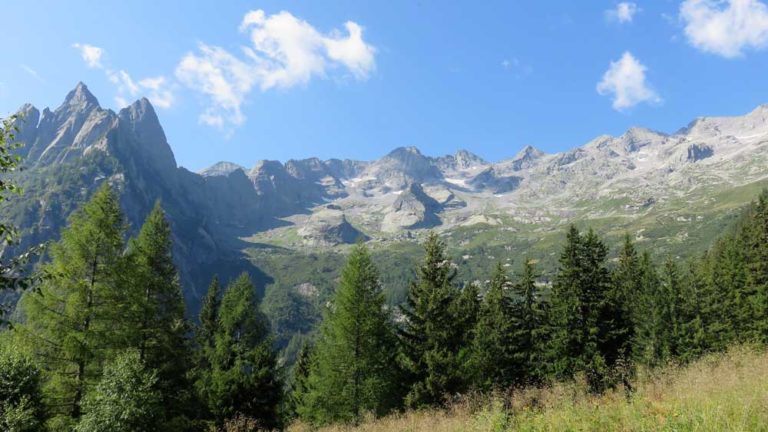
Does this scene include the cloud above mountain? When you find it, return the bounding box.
[597,52,661,111]
[72,43,104,69]
[680,0,768,58]
[175,9,376,128]
[72,44,175,109]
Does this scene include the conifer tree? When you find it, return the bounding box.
[676,258,708,362]
[74,350,162,432]
[198,275,222,357]
[18,183,127,421]
[202,273,282,429]
[470,262,516,390]
[548,226,622,392]
[510,258,547,386]
[288,341,313,418]
[632,252,667,365]
[125,201,191,424]
[398,232,465,407]
[300,244,398,425]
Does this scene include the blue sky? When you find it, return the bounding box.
[3,0,768,171]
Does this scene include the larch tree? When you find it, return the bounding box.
[125,201,191,424]
[300,243,398,425]
[18,183,127,423]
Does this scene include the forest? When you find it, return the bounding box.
[2,117,768,432]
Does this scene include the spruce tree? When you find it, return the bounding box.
[510,258,547,386]
[288,341,313,418]
[548,226,621,392]
[632,252,667,365]
[606,234,639,385]
[203,273,282,429]
[18,183,127,422]
[300,244,398,425]
[398,232,465,407]
[125,201,191,424]
[470,262,516,390]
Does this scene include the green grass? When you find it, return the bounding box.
[290,346,768,432]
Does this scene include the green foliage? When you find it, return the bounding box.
[299,243,399,425]
[17,183,127,420]
[397,232,469,408]
[126,201,192,424]
[74,350,162,432]
[509,258,548,386]
[0,343,45,432]
[548,226,629,392]
[199,273,282,429]
[0,115,38,325]
[198,275,222,358]
[470,263,516,390]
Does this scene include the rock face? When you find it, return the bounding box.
[382,183,442,232]
[467,168,522,193]
[297,207,367,246]
[8,84,768,309]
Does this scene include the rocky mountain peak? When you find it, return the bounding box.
[454,149,487,168]
[117,97,177,173]
[61,82,100,110]
[509,145,545,171]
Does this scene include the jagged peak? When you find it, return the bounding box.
[61,81,100,109]
[454,149,486,164]
[120,97,156,122]
[514,145,545,161]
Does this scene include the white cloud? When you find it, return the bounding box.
[20,65,45,83]
[680,0,768,58]
[107,70,175,109]
[176,9,376,128]
[597,51,661,111]
[72,43,174,109]
[72,43,104,68]
[606,2,639,23]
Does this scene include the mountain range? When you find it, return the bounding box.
[4,83,768,324]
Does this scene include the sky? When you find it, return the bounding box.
[3,0,768,171]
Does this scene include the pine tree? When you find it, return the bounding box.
[203,273,282,429]
[510,258,548,386]
[470,262,516,390]
[605,234,639,386]
[676,257,708,362]
[632,252,667,365]
[548,226,621,392]
[125,201,192,424]
[398,232,465,407]
[739,191,768,342]
[300,244,398,425]
[18,183,127,421]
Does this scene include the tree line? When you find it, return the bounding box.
[292,191,768,425]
